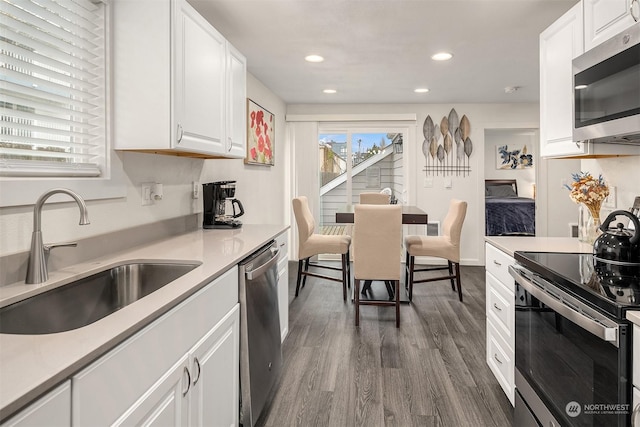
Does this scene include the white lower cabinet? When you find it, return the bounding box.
[485,243,515,406]
[72,266,239,426]
[1,382,70,427]
[276,232,289,342]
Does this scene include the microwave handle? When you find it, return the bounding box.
[509,265,619,347]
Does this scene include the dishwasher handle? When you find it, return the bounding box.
[245,247,280,280]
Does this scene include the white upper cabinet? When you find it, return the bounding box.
[114,0,246,158]
[584,0,639,51]
[539,2,584,157]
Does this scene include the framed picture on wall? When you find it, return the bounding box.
[496,144,533,169]
[245,99,275,166]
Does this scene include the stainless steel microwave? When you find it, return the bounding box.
[573,22,640,144]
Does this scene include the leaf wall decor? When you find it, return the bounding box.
[422,109,473,176]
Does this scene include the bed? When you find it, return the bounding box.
[485,179,535,236]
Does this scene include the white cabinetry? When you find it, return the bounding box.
[539,1,640,158]
[1,382,70,427]
[584,0,639,51]
[485,243,515,406]
[539,2,584,158]
[113,0,246,158]
[72,267,240,426]
[276,231,289,342]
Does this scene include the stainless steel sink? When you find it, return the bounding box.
[0,261,201,335]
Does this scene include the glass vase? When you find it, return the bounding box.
[578,204,602,244]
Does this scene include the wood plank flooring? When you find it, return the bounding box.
[256,263,513,427]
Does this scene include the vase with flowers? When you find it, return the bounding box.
[565,172,609,244]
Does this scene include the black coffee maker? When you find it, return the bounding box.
[203,181,244,229]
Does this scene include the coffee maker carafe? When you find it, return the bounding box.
[203,181,244,229]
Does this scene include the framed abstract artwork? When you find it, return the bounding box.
[496,144,533,169]
[245,99,274,166]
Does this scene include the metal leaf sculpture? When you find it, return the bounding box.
[444,133,452,154]
[460,115,471,140]
[448,109,459,138]
[437,144,445,175]
[440,116,449,138]
[423,115,434,141]
[454,127,462,144]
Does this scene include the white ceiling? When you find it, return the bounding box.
[190,0,578,104]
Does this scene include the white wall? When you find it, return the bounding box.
[580,156,640,219]
[287,103,540,265]
[484,128,537,199]
[0,74,287,257]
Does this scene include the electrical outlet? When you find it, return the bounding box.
[192,181,199,199]
[141,183,154,206]
[424,177,433,188]
[603,186,617,209]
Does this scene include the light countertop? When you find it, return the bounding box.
[0,224,288,422]
[627,311,640,326]
[484,236,593,257]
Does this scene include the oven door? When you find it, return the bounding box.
[510,265,631,427]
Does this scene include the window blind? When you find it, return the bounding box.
[0,0,106,177]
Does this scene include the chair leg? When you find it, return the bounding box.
[302,258,310,288]
[384,281,394,300]
[448,261,456,292]
[346,250,351,289]
[295,259,304,297]
[455,262,463,302]
[395,280,400,328]
[341,253,348,301]
[355,279,360,327]
[408,254,415,302]
[404,250,410,291]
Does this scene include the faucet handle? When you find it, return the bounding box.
[44,242,78,253]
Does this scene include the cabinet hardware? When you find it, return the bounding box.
[494,354,503,364]
[493,260,502,266]
[633,402,640,427]
[227,137,232,152]
[193,357,201,385]
[632,0,640,22]
[493,303,502,311]
[177,124,184,143]
[182,366,191,396]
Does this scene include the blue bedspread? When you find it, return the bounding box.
[485,197,535,236]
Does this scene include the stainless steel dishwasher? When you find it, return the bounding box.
[238,240,282,427]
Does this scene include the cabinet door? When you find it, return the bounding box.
[1,382,70,427]
[226,43,247,158]
[276,232,289,342]
[539,2,585,158]
[113,355,190,426]
[189,305,240,427]
[173,0,226,155]
[584,0,637,51]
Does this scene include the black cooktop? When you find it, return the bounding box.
[514,251,640,320]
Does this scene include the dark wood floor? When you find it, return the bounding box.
[257,262,513,427]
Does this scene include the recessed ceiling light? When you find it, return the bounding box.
[305,54,324,63]
[414,88,429,93]
[575,84,588,90]
[431,52,453,61]
[323,89,337,94]
[504,86,520,93]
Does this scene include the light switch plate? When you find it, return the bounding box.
[424,177,433,188]
[141,183,154,206]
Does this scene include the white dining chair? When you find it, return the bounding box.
[292,196,352,300]
[404,199,467,302]
[353,204,402,327]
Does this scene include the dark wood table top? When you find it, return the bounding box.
[335,204,428,224]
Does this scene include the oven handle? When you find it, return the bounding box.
[509,265,619,347]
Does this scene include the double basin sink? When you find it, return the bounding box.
[0,261,200,335]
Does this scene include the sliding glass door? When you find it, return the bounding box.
[318,126,404,236]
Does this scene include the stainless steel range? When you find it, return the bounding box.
[510,251,640,427]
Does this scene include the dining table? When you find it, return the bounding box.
[335,204,428,303]
[335,204,428,225]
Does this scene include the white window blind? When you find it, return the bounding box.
[0,0,107,177]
